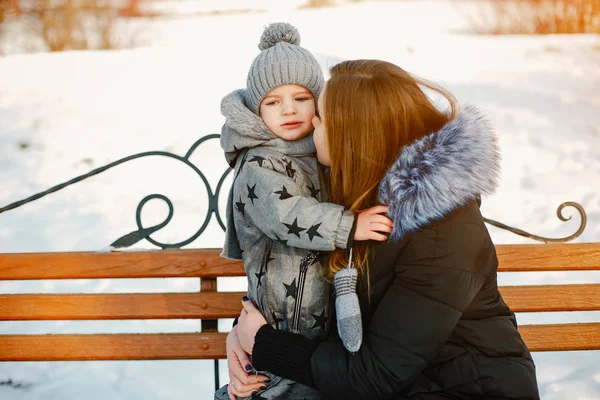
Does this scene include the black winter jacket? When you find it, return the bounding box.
[251,106,540,400]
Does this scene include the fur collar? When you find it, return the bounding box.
[379,105,501,241]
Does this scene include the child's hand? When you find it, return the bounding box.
[354,205,393,242]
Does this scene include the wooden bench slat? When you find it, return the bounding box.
[0,333,227,361]
[1,323,597,361]
[0,292,245,321]
[499,284,600,312]
[519,323,600,352]
[1,244,599,280]
[3,284,597,321]
[0,249,245,280]
[495,243,600,272]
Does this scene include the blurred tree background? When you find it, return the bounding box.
[454,0,600,34]
[0,1,597,54]
[0,0,148,52]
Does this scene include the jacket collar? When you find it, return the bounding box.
[379,104,501,241]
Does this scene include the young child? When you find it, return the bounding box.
[216,23,391,400]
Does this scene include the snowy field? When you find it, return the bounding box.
[0,0,599,398]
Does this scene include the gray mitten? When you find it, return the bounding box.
[334,249,362,353]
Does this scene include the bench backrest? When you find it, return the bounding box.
[1,243,599,361]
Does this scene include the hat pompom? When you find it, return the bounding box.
[258,22,301,51]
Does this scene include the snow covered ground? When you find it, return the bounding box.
[0,0,599,398]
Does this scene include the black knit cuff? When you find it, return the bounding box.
[252,324,319,388]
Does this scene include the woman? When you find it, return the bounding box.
[228,59,540,400]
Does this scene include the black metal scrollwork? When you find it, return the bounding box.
[0,134,231,249]
[483,202,587,243]
[0,135,588,247]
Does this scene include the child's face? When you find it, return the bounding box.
[259,84,316,141]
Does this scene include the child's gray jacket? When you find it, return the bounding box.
[220,89,354,339]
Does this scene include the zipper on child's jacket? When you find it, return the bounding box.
[291,251,319,333]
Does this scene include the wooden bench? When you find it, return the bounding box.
[1,243,600,390]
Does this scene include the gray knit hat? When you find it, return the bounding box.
[245,22,324,114]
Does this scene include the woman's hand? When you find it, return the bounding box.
[225,326,269,399]
[354,205,393,241]
[237,296,268,354]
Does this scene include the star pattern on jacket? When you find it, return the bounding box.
[235,197,246,217]
[254,247,274,290]
[271,311,285,329]
[274,233,288,246]
[234,151,249,179]
[307,183,321,199]
[264,247,275,270]
[247,183,258,205]
[285,160,296,179]
[274,185,293,200]
[311,309,328,330]
[284,218,306,238]
[306,223,323,241]
[249,155,266,167]
[255,269,266,288]
[283,278,297,299]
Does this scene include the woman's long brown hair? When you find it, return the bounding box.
[323,60,458,278]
